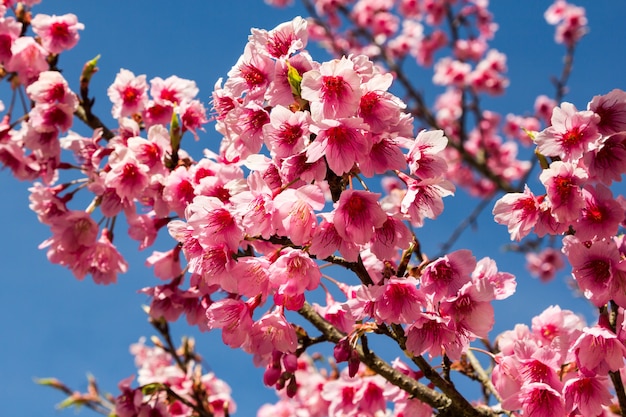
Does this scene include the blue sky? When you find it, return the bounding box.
[2,1,626,416]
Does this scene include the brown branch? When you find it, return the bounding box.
[298,303,498,417]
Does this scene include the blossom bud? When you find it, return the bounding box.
[282,353,298,373]
[263,365,282,387]
[333,338,351,363]
[286,376,298,398]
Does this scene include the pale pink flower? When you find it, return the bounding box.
[583,132,626,185]
[272,184,324,245]
[530,304,584,348]
[471,257,517,301]
[358,73,405,133]
[206,298,253,349]
[440,281,495,339]
[145,248,182,280]
[309,213,360,262]
[262,105,311,158]
[432,57,471,87]
[493,185,541,241]
[31,13,84,54]
[150,75,198,106]
[356,133,407,177]
[250,16,308,59]
[571,326,626,376]
[301,56,363,120]
[162,166,196,217]
[249,309,298,356]
[0,16,22,64]
[539,160,588,224]
[269,248,321,308]
[369,215,411,261]
[534,94,557,125]
[185,196,243,252]
[225,43,274,99]
[105,148,151,202]
[535,102,601,161]
[405,312,456,359]
[29,101,75,133]
[26,71,77,107]
[75,229,128,285]
[107,69,149,119]
[179,99,208,140]
[400,175,455,227]
[406,129,448,179]
[45,210,98,253]
[227,256,271,298]
[5,37,49,83]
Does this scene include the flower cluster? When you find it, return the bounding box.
[494,90,626,307]
[493,305,626,416]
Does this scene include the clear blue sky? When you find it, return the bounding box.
[2,2,626,416]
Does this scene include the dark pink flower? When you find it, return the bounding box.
[333,189,387,245]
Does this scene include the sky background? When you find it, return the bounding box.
[1,1,626,416]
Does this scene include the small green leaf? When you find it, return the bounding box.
[286,60,303,98]
[141,382,164,395]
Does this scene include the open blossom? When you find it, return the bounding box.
[108,69,149,119]
[535,102,601,162]
[493,185,541,241]
[301,56,363,120]
[5,37,49,83]
[539,160,588,224]
[571,326,626,376]
[307,117,371,175]
[250,16,308,59]
[333,189,387,245]
[406,129,448,179]
[262,105,311,158]
[421,249,476,300]
[31,13,84,54]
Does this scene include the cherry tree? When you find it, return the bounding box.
[2,1,626,417]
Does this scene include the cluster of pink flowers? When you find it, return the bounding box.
[115,338,236,417]
[494,89,626,306]
[5,0,626,416]
[493,305,626,416]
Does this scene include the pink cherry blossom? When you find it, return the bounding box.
[535,102,601,161]
[250,16,308,59]
[420,249,476,300]
[307,117,371,175]
[526,247,565,283]
[301,56,363,120]
[493,185,541,241]
[333,189,387,245]
[571,325,626,376]
[31,13,84,54]
[5,37,49,83]
[539,160,588,224]
[563,375,613,416]
[406,129,449,179]
[107,69,149,119]
[588,89,626,136]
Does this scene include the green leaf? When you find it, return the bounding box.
[286,60,303,98]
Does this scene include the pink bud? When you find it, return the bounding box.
[282,353,298,373]
[263,366,282,387]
